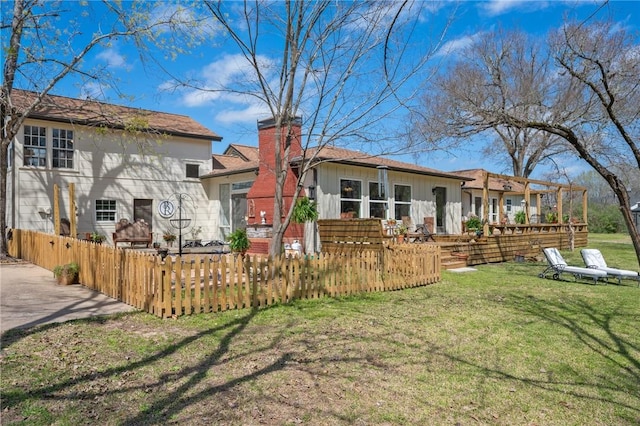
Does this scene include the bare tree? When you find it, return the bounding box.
[0,0,211,258]
[414,21,640,263]
[411,28,566,178]
[195,0,450,256]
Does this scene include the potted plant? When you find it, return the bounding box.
[163,231,177,247]
[396,224,408,243]
[53,262,80,285]
[227,228,251,257]
[292,197,319,223]
[90,232,106,244]
[514,210,526,225]
[465,216,482,232]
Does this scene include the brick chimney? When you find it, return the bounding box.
[246,117,304,253]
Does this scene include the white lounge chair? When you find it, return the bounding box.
[539,248,607,284]
[581,248,640,286]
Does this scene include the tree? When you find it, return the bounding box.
[193,0,449,256]
[0,0,211,258]
[411,28,567,178]
[414,21,640,264]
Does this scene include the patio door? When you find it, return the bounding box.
[231,194,247,232]
[134,199,152,230]
[434,187,446,234]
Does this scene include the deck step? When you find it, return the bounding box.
[442,260,468,270]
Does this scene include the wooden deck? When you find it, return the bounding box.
[432,223,588,269]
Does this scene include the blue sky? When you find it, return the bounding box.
[9,0,639,178]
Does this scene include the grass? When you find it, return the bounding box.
[1,234,639,425]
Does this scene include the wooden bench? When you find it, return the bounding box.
[317,218,391,253]
[113,218,153,247]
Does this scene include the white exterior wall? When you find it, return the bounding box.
[8,118,216,244]
[202,172,257,241]
[315,163,463,234]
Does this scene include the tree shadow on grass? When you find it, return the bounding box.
[433,293,639,416]
[1,307,295,423]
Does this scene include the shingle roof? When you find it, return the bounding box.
[304,145,471,181]
[202,145,259,178]
[453,169,526,192]
[202,143,472,181]
[10,89,221,141]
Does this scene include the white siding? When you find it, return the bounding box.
[10,118,217,244]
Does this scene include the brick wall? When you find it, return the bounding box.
[246,117,305,253]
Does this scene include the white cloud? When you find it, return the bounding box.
[96,48,129,70]
[80,81,109,99]
[480,0,549,17]
[435,32,484,57]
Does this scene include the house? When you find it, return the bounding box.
[6,89,222,244]
[632,202,640,232]
[200,117,472,253]
[455,169,537,224]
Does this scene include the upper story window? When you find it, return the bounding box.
[340,179,361,217]
[394,184,411,219]
[23,125,47,167]
[186,163,200,178]
[52,129,74,169]
[95,199,117,222]
[23,125,75,169]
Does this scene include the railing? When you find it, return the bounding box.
[7,230,441,318]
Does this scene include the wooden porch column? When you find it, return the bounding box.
[524,183,531,224]
[69,183,77,238]
[54,184,60,235]
[582,190,588,223]
[498,192,505,223]
[536,193,541,222]
[557,188,563,223]
[483,172,489,235]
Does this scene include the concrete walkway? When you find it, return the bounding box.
[1,262,135,333]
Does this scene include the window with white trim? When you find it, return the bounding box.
[340,179,361,217]
[394,184,411,219]
[506,198,512,213]
[23,125,47,167]
[52,128,74,169]
[369,182,387,218]
[95,200,117,222]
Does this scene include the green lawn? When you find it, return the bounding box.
[1,234,639,425]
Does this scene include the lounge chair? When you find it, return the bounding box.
[580,248,639,286]
[401,216,434,242]
[539,248,607,284]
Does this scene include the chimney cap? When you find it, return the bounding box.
[257,116,302,130]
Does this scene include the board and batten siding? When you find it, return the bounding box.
[315,163,463,234]
[10,118,215,243]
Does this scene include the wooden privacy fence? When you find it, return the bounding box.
[8,230,440,318]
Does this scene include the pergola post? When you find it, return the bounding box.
[54,184,60,235]
[483,172,490,235]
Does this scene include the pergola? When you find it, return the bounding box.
[480,172,588,235]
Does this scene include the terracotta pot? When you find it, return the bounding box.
[57,273,78,285]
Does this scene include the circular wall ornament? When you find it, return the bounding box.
[158,200,176,218]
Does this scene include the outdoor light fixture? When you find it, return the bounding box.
[307,185,316,200]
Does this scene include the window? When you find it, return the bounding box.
[340,179,361,217]
[186,163,200,178]
[95,200,117,222]
[23,125,47,167]
[52,128,74,169]
[369,182,387,218]
[231,181,253,191]
[394,184,411,219]
[506,199,512,213]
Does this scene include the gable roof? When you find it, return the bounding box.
[202,143,471,181]
[206,145,259,177]
[301,145,471,181]
[10,89,221,141]
[454,169,526,192]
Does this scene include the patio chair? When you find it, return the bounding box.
[539,247,607,284]
[580,248,639,286]
[401,216,435,242]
